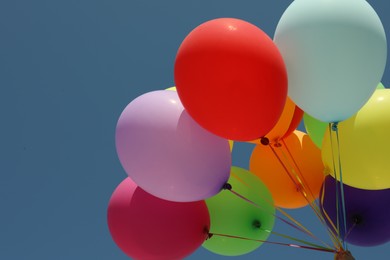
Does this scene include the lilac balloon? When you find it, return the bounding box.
[321,176,390,246]
[115,90,231,202]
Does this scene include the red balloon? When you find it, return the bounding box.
[107,178,210,260]
[283,106,304,139]
[174,18,287,141]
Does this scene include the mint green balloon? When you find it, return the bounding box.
[303,83,385,148]
[202,166,275,256]
[274,0,387,123]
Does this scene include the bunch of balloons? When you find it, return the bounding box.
[107,0,389,259]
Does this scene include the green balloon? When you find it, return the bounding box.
[303,83,385,148]
[303,113,328,149]
[377,82,385,89]
[202,166,275,256]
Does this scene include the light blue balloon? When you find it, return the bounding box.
[274,0,387,123]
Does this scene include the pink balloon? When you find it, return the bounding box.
[115,90,231,202]
[107,178,210,260]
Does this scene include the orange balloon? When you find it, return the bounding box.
[248,97,300,145]
[249,130,325,209]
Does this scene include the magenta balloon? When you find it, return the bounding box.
[107,178,210,260]
[115,90,231,202]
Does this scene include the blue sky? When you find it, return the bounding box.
[1,1,389,259]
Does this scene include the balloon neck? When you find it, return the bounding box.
[260,137,270,146]
[252,220,261,229]
[222,183,232,190]
[331,122,339,131]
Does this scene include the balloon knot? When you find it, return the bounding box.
[252,220,261,229]
[260,137,270,146]
[222,183,232,190]
[203,227,213,240]
[331,122,339,131]
[352,215,362,225]
[334,250,355,260]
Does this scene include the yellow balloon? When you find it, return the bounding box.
[165,86,177,91]
[228,140,234,152]
[322,89,390,189]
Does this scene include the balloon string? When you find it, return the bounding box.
[228,173,317,238]
[344,222,356,242]
[276,140,342,249]
[329,123,345,250]
[270,143,315,205]
[278,141,330,225]
[329,123,348,248]
[260,228,334,252]
[334,123,348,250]
[230,172,255,190]
[268,144,305,196]
[275,206,333,250]
[328,124,342,244]
[280,139,316,201]
[319,178,344,250]
[209,233,337,254]
[271,143,320,206]
[268,143,339,249]
[227,187,331,250]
